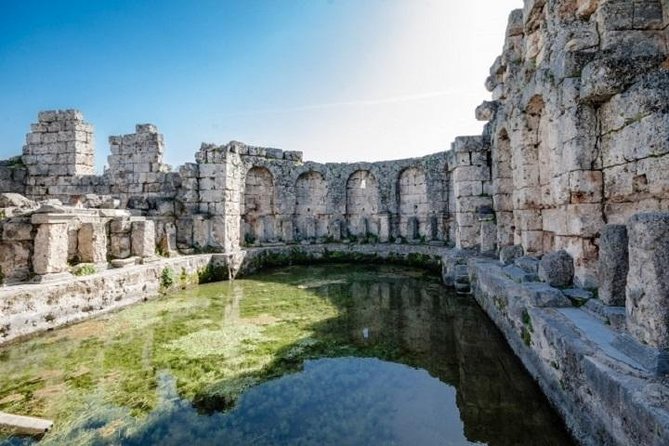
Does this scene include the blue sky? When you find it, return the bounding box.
[0,0,522,171]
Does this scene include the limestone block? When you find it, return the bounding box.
[538,250,574,287]
[521,230,544,255]
[131,220,156,258]
[514,209,543,232]
[625,213,669,349]
[601,71,669,133]
[602,29,667,53]
[598,224,629,306]
[479,218,497,254]
[493,193,513,212]
[580,52,664,104]
[78,222,108,264]
[452,165,489,183]
[176,218,194,250]
[542,207,569,236]
[499,244,524,265]
[454,180,483,198]
[457,196,493,214]
[566,203,604,237]
[110,234,131,259]
[475,101,498,122]
[561,135,598,172]
[33,223,69,275]
[456,225,479,249]
[513,187,542,209]
[1,220,33,241]
[496,211,514,247]
[576,0,598,20]
[569,170,602,203]
[603,164,635,202]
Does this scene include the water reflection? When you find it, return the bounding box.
[118,358,485,446]
[0,264,574,446]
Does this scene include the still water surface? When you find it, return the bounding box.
[0,264,574,445]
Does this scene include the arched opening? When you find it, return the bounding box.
[398,167,428,241]
[346,170,380,238]
[294,171,327,241]
[242,166,275,244]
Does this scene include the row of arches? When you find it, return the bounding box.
[241,166,439,245]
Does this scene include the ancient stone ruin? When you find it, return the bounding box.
[1,1,669,445]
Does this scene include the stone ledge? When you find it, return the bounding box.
[469,260,669,446]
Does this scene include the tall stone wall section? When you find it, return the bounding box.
[480,0,669,288]
[21,110,101,202]
[108,124,175,208]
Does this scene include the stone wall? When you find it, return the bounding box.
[0,157,26,194]
[480,0,669,288]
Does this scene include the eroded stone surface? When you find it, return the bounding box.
[538,250,574,288]
[598,224,629,306]
[626,213,669,350]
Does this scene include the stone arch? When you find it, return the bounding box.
[493,129,514,248]
[346,170,380,238]
[397,167,428,241]
[294,170,327,240]
[242,166,275,244]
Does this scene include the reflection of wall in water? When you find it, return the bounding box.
[343,276,569,446]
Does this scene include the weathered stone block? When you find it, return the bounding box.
[538,250,574,287]
[78,222,108,264]
[131,220,156,258]
[625,213,669,350]
[33,223,69,275]
[598,224,629,306]
[499,244,524,265]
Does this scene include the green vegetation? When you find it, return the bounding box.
[0,264,438,443]
[7,156,25,169]
[71,264,97,277]
[521,308,534,347]
[160,267,176,290]
[243,233,256,246]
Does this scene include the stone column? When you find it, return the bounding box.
[378,213,390,243]
[110,218,132,259]
[78,222,108,264]
[626,214,669,348]
[479,215,497,254]
[614,213,669,375]
[31,214,71,279]
[131,220,156,258]
[598,224,628,306]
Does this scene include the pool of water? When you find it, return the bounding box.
[0,264,574,445]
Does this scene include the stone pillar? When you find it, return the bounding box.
[110,218,132,259]
[378,213,390,243]
[131,220,156,258]
[614,213,669,375]
[451,136,493,250]
[598,224,628,306]
[78,222,108,264]
[479,216,497,254]
[625,214,669,350]
[31,216,70,278]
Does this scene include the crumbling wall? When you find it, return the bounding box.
[0,157,26,194]
[480,0,669,287]
[22,110,99,202]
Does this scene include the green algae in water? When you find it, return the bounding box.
[0,264,575,445]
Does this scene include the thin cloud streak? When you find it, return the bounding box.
[218,90,457,117]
